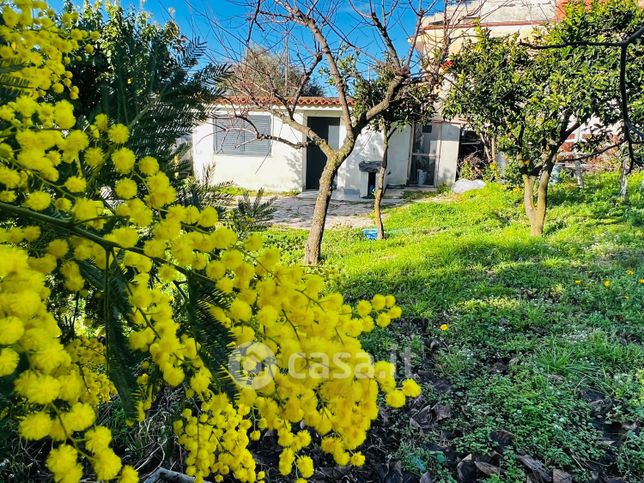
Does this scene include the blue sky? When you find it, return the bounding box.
[59,1,445,71]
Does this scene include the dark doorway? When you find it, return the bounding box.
[305,116,340,189]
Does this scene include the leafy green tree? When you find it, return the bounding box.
[444,0,644,235]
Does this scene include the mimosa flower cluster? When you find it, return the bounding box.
[0,1,420,482]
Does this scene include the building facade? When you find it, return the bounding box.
[191,98,461,195]
[417,0,558,57]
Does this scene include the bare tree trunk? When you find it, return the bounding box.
[532,168,552,236]
[522,173,537,229]
[522,125,578,235]
[304,158,337,265]
[374,127,390,240]
[523,166,552,237]
[619,154,629,201]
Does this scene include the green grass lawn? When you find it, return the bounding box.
[266,173,644,482]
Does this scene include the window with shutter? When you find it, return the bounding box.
[214,118,244,155]
[213,115,272,156]
[244,115,272,155]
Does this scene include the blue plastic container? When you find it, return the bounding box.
[362,228,378,240]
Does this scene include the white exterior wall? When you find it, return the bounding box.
[335,126,420,195]
[387,127,413,186]
[335,122,459,192]
[192,110,305,193]
[336,128,382,195]
[192,106,459,194]
[435,123,461,186]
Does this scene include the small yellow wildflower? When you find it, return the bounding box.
[115,178,137,199]
[47,444,82,482]
[0,316,25,344]
[356,300,371,317]
[94,113,109,131]
[53,100,75,129]
[440,323,449,331]
[296,456,314,478]
[19,411,53,440]
[138,156,159,175]
[47,239,69,258]
[350,452,365,466]
[23,191,51,210]
[64,175,86,193]
[119,465,139,483]
[92,448,123,480]
[84,147,104,168]
[401,378,422,397]
[0,347,19,376]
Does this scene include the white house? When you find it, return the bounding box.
[191,97,461,196]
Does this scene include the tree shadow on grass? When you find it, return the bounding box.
[340,235,643,482]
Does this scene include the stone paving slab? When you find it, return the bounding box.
[267,187,437,230]
[270,196,404,230]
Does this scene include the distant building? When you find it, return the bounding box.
[416,0,558,57]
[417,0,644,57]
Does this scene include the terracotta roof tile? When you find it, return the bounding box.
[222,96,352,107]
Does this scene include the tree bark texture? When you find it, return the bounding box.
[374,127,390,240]
[304,157,337,265]
[523,165,553,237]
[619,154,629,201]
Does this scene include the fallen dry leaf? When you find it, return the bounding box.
[457,454,477,482]
[552,469,572,483]
[433,403,452,421]
[517,455,552,483]
[475,461,500,476]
